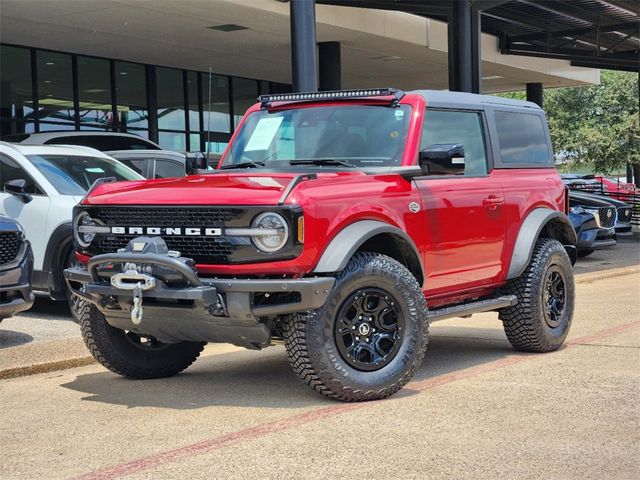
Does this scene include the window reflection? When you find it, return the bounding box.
[114,61,148,130]
[157,67,185,131]
[37,51,75,126]
[202,74,231,133]
[0,45,34,136]
[78,56,113,130]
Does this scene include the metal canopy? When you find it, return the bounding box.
[317,0,640,71]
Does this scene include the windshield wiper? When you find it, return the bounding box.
[220,161,266,170]
[289,158,355,167]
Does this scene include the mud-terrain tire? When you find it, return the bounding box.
[283,252,429,402]
[577,249,595,258]
[499,238,574,352]
[77,300,205,378]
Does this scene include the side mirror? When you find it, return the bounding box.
[419,144,465,175]
[185,152,208,176]
[4,179,32,203]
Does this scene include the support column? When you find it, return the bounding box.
[526,82,543,108]
[290,0,318,92]
[448,0,479,93]
[318,41,341,91]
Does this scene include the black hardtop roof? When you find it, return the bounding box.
[409,89,541,111]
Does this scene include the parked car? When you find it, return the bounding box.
[2,131,161,151]
[568,191,617,257]
[106,150,187,179]
[560,174,601,194]
[594,175,637,200]
[66,88,577,402]
[570,191,633,235]
[0,142,144,309]
[0,215,34,322]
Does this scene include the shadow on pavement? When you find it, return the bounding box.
[23,296,74,321]
[573,237,639,275]
[61,328,515,410]
[0,329,34,348]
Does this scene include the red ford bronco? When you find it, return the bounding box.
[66,89,577,401]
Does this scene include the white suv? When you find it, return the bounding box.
[0,142,143,305]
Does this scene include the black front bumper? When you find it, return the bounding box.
[0,242,35,320]
[64,251,334,349]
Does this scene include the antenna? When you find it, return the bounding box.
[206,67,213,157]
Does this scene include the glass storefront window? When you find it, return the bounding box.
[202,74,230,133]
[189,133,201,152]
[232,77,258,128]
[159,131,186,151]
[157,67,185,131]
[114,61,148,130]
[0,45,34,136]
[78,56,113,130]
[37,50,74,126]
[187,71,200,132]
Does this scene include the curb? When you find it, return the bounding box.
[0,356,95,380]
[575,266,640,284]
[2,267,638,381]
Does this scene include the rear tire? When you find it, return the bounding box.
[283,253,428,402]
[499,238,574,352]
[77,300,205,379]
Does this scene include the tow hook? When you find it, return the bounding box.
[131,282,144,325]
[110,267,157,325]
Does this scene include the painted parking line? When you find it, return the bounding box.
[73,319,640,480]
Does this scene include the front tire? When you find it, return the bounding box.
[499,238,575,352]
[77,301,205,379]
[283,253,429,402]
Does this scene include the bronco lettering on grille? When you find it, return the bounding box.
[110,227,222,236]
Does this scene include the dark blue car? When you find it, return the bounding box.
[0,215,34,321]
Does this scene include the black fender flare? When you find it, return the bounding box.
[313,220,424,282]
[506,208,577,280]
[42,222,74,296]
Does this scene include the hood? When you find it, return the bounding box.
[83,172,304,206]
[569,191,617,208]
[0,215,22,234]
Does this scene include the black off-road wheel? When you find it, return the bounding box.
[499,238,575,352]
[283,253,429,402]
[76,300,205,379]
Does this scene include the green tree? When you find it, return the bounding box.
[544,70,639,175]
[497,71,639,179]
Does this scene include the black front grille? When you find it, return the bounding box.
[86,207,246,264]
[617,207,632,223]
[0,232,21,265]
[598,207,616,228]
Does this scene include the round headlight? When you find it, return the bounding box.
[74,211,97,248]
[251,212,289,252]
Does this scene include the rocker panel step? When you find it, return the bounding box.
[427,295,517,323]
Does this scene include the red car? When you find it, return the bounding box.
[595,176,637,200]
[66,89,577,401]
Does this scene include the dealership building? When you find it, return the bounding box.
[2,0,628,152]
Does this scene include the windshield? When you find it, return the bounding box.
[222,104,411,168]
[26,154,144,195]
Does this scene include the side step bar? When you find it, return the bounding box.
[427,295,517,323]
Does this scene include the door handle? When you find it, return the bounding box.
[483,195,504,210]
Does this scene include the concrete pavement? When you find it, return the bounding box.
[0,271,638,480]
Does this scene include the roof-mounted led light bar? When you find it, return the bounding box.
[259,88,405,108]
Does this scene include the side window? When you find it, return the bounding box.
[494,111,550,165]
[421,109,488,176]
[154,159,184,179]
[119,159,147,176]
[0,155,45,195]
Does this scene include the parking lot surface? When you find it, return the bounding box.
[1,267,638,480]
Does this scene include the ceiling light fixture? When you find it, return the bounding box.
[482,75,504,80]
[207,24,248,32]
